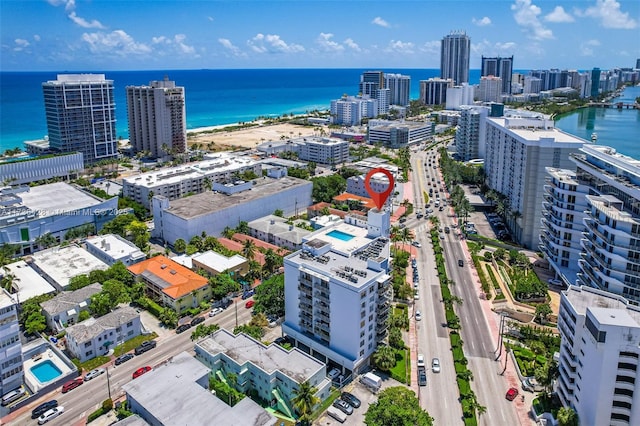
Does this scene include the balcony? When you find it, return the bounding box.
[314,291,329,302]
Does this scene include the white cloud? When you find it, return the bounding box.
[68,11,105,29]
[247,33,304,54]
[576,0,637,29]
[472,39,517,56]
[152,36,169,44]
[384,40,415,54]
[33,35,41,42]
[173,34,195,55]
[544,6,574,23]
[14,39,30,51]
[316,33,344,52]
[472,17,492,26]
[218,38,246,57]
[47,0,75,12]
[372,17,390,28]
[343,38,361,52]
[420,40,441,55]
[81,30,151,56]
[511,0,553,40]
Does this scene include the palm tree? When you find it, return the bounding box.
[0,267,18,293]
[291,381,320,422]
[242,239,257,261]
[264,249,282,274]
[222,227,235,239]
[556,406,579,426]
[372,345,396,371]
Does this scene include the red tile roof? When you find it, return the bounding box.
[232,233,290,255]
[217,238,266,265]
[128,255,208,300]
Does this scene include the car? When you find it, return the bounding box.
[432,358,441,373]
[458,259,464,267]
[418,368,427,386]
[417,354,425,368]
[439,206,444,211]
[332,399,353,415]
[548,278,563,287]
[190,316,205,326]
[341,392,361,408]
[411,241,422,248]
[245,300,255,309]
[84,368,105,381]
[176,323,192,334]
[134,340,157,355]
[32,400,58,419]
[522,377,544,392]
[1,387,26,406]
[61,377,83,393]
[209,307,224,317]
[415,310,422,321]
[132,366,152,379]
[328,368,341,380]
[242,289,255,300]
[506,387,519,401]
[444,226,450,234]
[37,406,64,425]
[266,315,279,328]
[399,217,407,223]
[416,213,423,219]
[115,353,134,365]
[414,290,419,300]
[414,282,419,289]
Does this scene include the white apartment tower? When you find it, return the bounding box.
[477,76,503,103]
[126,77,187,159]
[42,74,118,165]
[441,31,470,86]
[481,56,513,94]
[0,290,23,395]
[445,83,474,110]
[282,210,392,374]
[558,285,640,426]
[384,73,411,106]
[484,112,586,248]
[330,95,378,126]
[455,105,489,161]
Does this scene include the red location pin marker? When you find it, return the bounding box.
[364,167,395,210]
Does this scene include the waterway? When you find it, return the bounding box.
[555,86,640,159]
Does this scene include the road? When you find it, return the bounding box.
[409,146,519,426]
[10,300,255,426]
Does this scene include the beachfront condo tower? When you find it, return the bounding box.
[126,77,187,159]
[481,56,513,94]
[440,31,470,86]
[384,73,411,106]
[42,74,118,165]
[359,71,384,99]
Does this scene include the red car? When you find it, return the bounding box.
[132,366,152,379]
[61,378,83,393]
[245,300,255,309]
[506,387,519,401]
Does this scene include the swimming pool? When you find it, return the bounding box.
[326,230,355,241]
[30,360,63,384]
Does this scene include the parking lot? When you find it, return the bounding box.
[314,373,404,425]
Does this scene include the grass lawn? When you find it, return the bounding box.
[77,355,111,372]
[113,332,158,357]
[390,348,410,384]
[311,388,340,420]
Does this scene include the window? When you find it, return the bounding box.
[85,350,93,357]
[127,321,133,327]
[128,330,134,336]
[85,342,91,348]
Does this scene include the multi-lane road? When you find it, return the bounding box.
[9,301,255,426]
[409,146,519,426]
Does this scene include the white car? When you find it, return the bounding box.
[417,354,425,368]
[328,368,341,380]
[548,279,563,287]
[414,290,420,300]
[432,358,441,373]
[415,310,422,321]
[84,368,105,381]
[209,307,224,317]
[38,406,64,424]
[411,241,422,248]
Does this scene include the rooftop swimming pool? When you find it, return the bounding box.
[326,229,355,241]
[30,360,63,384]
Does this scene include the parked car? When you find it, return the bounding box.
[242,289,255,300]
[326,406,347,423]
[417,354,425,368]
[328,368,341,380]
[209,307,224,317]
[418,368,427,386]
[1,387,26,406]
[176,323,192,334]
[506,387,519,401]
[411,241,422,248]
[32,400,58,419]
[245,300,255,309]
[134,340,157,355]
[84,368,105,381]
[190,316,205,327]
[115,353,134,365]
[61,378,83,393]
[432,358,441,373]
[274,337,288,346]
[132,366,152,379]
[522,377,544,392]
[415,310,422,321]
[458,259,464,267]
[37,406,64,425]
[548,278,563,287]
[332,399,353,415]
[341,392,361,408]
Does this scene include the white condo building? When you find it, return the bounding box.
[558,286,640,426]
[384,73,411,106]
[484,112,587,248]
[477,76,503,103]
[126,77,187,159]
[330,95,378,126]
[367,119,432,148]
[445,83,474,110]
[0,289,23,396]
[454,105,489,161]
[296,137,349,165]
[282,210,392,374]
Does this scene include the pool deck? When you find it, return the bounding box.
[23,348,73,393]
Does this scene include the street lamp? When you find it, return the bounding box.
[106,365,112,401]
[234,300,238,328]
[495,312,508,361]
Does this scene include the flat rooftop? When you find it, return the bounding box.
[563,285,640,325]
[198,329,324,383]
[30,245,109,289]
[193,251,247,271]
[2,260,56,302]
[122,351,276,426]
[86,234,145,261]
[487,117,588,145]
[164,176,311,219]
[305,222,373,257]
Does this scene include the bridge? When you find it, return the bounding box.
[588,102,638,109]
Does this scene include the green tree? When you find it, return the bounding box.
[68,274,91,291]
[253,274,284,317]
[173,238,187,253]
[291,381,320,423]
[78,310,91,322]
[159,308,178,327]
[127,221,150,251]
[372,345,396,371]
[242,239,257,261]
[388,327,405,349]
[222,227,235,239]
[190,323,220,341]
[25,311,47,335]
[535,303,552,324]
[232,324,264,340]
[311,174,346,203]
[263,249,283,275]
[556,406,579,426]
[100,213,137,236]
[210,274,241,300]
[102,279,132,305]
[90,292,116,317]
[273,209,284,217]
[35,232,57,249]
[364,386,433,426]
[249,312,269,328]
[236,221,250,235]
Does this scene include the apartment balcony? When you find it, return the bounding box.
[298,284,312,296]
[314,281,330,292]
[314,320,330,333]
[300,300,313,312]
[314,291,330,302]
[314,309,330,321]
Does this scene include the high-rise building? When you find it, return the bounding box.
[524,76,542,94]
[484,111,586,248]
[384,73,411,106]
[530,70,551,91]
[43,74,118,165]
[126,77,186,159]
[420,78,453,105]
[636,58,640,69]
[330,95,378,126]
[591,68,602,98]
[441,31,470,86]
[282,210,392,374]
[481,56,513,94]
[455,105,489,161]
[359,71,385,99]
[0,290,23,395]
[477,76,502,103]
[445,83,474,110]
[376,88,390,115]
[557,285,640,426]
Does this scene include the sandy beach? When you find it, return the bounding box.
[186,121,319,151]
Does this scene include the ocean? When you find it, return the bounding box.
[0,68,480,153]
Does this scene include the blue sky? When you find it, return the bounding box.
[1,0,638,71]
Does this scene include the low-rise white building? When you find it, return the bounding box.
[29,245,109,290]
[248,215,312,251]
[65,306,141,363]
[122,153,262,209]
[192,251,248,278]
[558,286,640,426]
[0,289,23,395]
[85,234,146,266]
[367,120,432,148]
[195,329,331,419]
[1,260,56,303]
[0,152,83,185]
[40,283,102,332]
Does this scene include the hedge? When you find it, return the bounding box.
[87,408,105,423]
